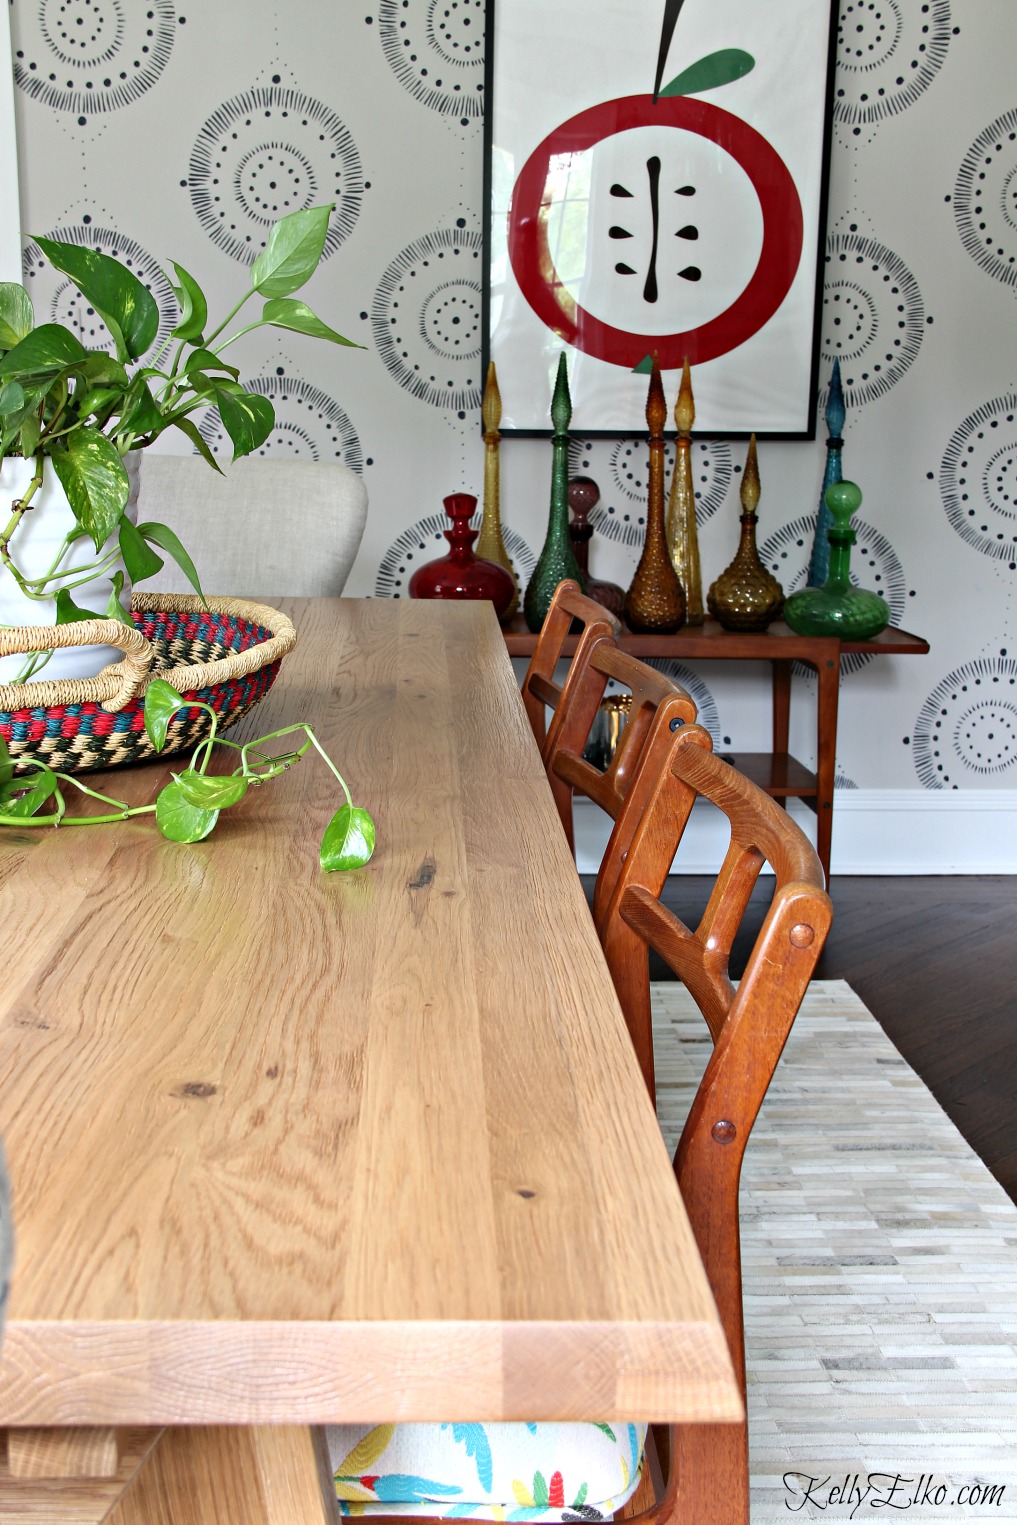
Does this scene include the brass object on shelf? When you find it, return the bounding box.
[475,361,519,620]
[707,434,784,631]
[624,357,686,633]
[665,358,703,625]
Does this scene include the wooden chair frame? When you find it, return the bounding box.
[542,636,697,866]
[598,722,833,1525]
[519,580,620,752]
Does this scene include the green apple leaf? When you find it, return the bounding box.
[320,803,376,872]
[48,428,130,550]
[33,235,160,362]
[0,283,34,350]
[251,204,333,297]
[144,676,188,751]
[261,297,363,348]
[661,49,755,98]
[175,769,249,810]
[168,260,208,343]
[155,778,219,842]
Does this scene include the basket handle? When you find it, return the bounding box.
[0,617,154,711]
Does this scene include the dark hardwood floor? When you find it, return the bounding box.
[582,874,1017,1205]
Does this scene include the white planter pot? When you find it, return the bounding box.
[0,452,140,685]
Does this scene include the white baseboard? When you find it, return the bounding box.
[573,790,1017,876]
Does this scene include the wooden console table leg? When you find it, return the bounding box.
[814,647,841,885]
[771,659,792,810]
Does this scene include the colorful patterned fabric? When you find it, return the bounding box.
[326,1421,646,1520]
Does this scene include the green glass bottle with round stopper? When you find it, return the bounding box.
[783,480,890,639]
[524,352,586,631]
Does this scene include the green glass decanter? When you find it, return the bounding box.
[523,352,586,631]
[783,480,890,640]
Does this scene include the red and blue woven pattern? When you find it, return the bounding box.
[1,608,284,774]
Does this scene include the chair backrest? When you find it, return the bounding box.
[599,722,832,1399]
[542,633,698,863]
[519,579,620,751]
[138,455,369,599]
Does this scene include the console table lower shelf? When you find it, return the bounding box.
[502,616,930,883]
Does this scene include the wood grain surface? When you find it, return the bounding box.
[0,600,739,1428]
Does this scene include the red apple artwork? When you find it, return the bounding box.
[488,0,834,434]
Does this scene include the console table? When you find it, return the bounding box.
[502,615,930,883]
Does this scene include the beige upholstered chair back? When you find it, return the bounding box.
[138,455,369,599]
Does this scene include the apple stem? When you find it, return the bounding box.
[653,0,687,103]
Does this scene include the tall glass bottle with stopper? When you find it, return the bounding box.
[624,356,686,633]
[707,434,784,630]
[567,477,626,621]
[524,353,586,631]
[665,357,703,624]
[475,361,519,619]
[784,480,889,639]
[807,359,846,587]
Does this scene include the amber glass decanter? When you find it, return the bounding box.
[474,361,519,618]
[624,357,685,633]
[524,353,586,631]
[707,434,784,631]
[784,480,889,639]
[665,358,703,624]
[409,492,516,621]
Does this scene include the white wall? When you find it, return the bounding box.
[5,0,1016,870]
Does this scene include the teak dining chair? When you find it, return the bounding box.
[596,720,834,1525]
[519,579,620,752]
[541,634,698,884]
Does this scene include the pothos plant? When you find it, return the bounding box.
[0,201,360,672]
[0,202,375,869]
[0,677,376,871]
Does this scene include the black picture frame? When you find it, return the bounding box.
[482,0,839,439]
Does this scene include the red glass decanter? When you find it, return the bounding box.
[408,493,516,622]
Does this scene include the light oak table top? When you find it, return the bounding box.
[0,598,740,1430]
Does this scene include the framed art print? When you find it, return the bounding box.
[483,0,838,437]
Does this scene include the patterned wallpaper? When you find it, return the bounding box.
[7,0,1015,796]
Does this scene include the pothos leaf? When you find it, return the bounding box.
[168,260,208,344]
[155,778,219,842]
[174,769,249,810]
[0,764,58,818]
[135,520,205,599]
[55,586,100,624]
[119,514,165,583]
[104,569,133,627]
[0,737,13,789]
[320,803,376,872]
[144,676,187,751]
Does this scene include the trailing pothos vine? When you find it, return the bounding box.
[0,677,376,872]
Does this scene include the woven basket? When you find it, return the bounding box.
[0,592,296,774]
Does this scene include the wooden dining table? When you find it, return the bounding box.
[0,597,741,1521]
